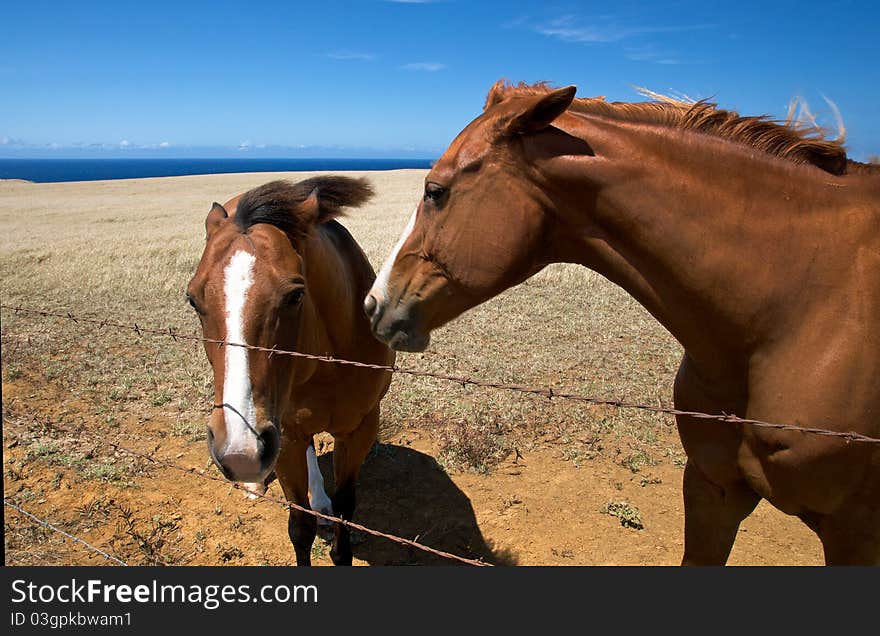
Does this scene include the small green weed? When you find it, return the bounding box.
[601,500,644,530]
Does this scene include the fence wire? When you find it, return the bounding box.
[4,498,129,566]
[4,303,879,445]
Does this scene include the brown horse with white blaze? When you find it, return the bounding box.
[188,176,394,565]
[364,81,880,564]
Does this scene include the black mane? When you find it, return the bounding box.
[234,177,374,240]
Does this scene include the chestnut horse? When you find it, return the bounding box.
[187,176,394,565]
[364,81,880,564]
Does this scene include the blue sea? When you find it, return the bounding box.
[0,158,435,183]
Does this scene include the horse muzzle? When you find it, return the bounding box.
[363,292,431,352]
[207,422,280,483]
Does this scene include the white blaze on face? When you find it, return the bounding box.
[369,207,418,303]
[222,250,258,456]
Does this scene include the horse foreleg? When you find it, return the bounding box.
[329,408,380,566]
[814,486,880,565]
[681,458,760,565]
[275,437,317,566]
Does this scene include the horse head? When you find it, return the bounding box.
[188,177,374,482]
[364,85,580,351]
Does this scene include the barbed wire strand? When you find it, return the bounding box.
[5,416,490,567]
[3,499,129,566]
[4,303,879,445]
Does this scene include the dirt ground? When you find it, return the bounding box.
[3,374,822,567]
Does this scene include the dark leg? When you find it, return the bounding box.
[673,357,757,565]
[815,493,880,565]
[330,409,380,566]
[275,438,316,566]
[681,459,761,565]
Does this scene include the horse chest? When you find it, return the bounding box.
[284,380,378,437]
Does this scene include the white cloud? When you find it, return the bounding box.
[238,140,251,151]
[531,15,714,44]
[133,141,173,149]
[625,46,681,65]
[401,62,446,72]
[535,16,622,43]
[119,139,131,148]
[327,51,376,61]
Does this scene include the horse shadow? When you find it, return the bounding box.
[318,443,517,566]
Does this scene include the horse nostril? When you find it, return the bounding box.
[364,293,378,319]
[258,426,280,463]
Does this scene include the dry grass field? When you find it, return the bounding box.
[1,170,822,565]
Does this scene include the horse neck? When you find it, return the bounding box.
[540,115,858,375]
[297,228,359,359]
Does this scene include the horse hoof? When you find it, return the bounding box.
[330,547,353,566]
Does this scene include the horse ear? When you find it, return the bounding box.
[296,176,375,226]
[205,202,228,238]
[505,85,577,135]
[298,190,321,224]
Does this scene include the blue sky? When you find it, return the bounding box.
[2,0,878,159]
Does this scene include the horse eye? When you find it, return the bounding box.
[283,288,305,307]
[424,182,447,203]
[186,294,203,315]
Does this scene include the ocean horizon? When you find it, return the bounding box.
[0,158,436,183]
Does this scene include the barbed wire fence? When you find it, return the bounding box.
[3,302,879,568]
[5,304,878,444]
